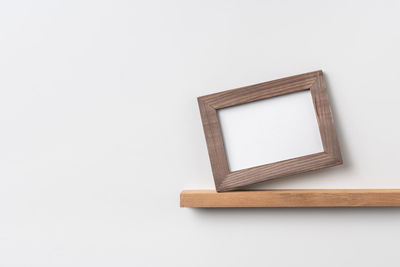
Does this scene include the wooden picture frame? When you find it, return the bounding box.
[198,70,342,192]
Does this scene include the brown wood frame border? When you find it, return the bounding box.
[198,71,342,192]
[180,190,400,208]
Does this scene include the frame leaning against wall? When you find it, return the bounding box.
[198,70,342,192]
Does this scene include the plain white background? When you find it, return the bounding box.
[1,0,400,266]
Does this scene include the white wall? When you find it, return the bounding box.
[1,1,400,266]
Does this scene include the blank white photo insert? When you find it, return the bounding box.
[218,90,324,172]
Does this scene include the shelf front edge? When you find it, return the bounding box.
[180,189,400,208]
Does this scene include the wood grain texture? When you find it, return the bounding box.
[310,73,342,160]
[180,190,400,208]
[198,70,342,192]
[198,99,230,188]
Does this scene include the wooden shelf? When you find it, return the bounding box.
[180,189,400,208]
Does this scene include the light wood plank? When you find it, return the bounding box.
[180,189,400,208]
